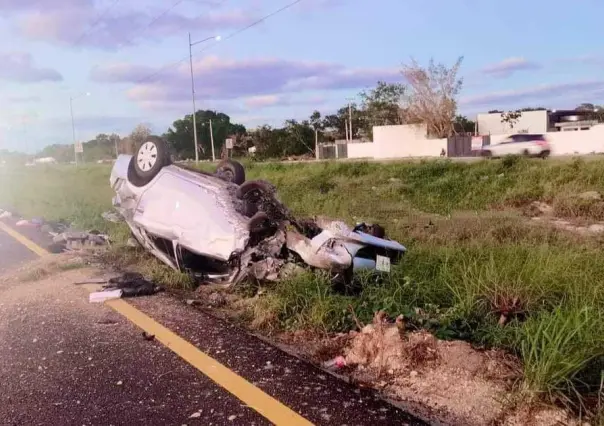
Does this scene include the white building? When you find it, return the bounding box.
[477,110,548,135]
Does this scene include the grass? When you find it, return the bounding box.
[2,156,604,417]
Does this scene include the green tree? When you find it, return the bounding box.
[453,115,476,133]
[323,104,364,140]
[164,110,246,159]
[359,81,406,136]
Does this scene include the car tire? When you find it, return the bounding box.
[522,149,530,157]
[481,150,492,158]
[247,211,270,233]
[235,180,274,202]
[540,150,550,159]
[127,136,171,187]
[216,159,245,185]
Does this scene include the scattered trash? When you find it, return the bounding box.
[207,292,226,308]
[30,218,44,226]
[322,356,347,370]
[127,237,139,247]
[142,332,155,341]
[102,272,164,298]
[52,230,109,250]
[101,211,123,223]
[0,210,12,219]
[16,219,35,227]
[89,289,123,303]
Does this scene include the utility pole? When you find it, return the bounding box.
[188,34,221,164]
[345,119,349,142]
[114,135,119,158]
[70,96,77,166]
[348,101,353,141]
[188,32,199,164]
[209,118,216,161]
[69,92,90,166]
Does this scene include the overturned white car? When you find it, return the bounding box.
[110,137,406,288]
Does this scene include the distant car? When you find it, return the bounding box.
[109,137,407,287]
[481,134,551,159]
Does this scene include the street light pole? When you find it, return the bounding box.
[69,92,90,166]
[70,96,78,166]
[188,33,221,163]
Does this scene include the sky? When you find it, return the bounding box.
[0,0,603,153]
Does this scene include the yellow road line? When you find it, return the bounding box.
[2,223,313,426]
[106,298,313,425]
[0,221,50,257]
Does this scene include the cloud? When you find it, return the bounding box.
[242,94,326,109]
[460,80,604,109]
[7,95,41,103]
[5,0,255,49]
[0,52,62,82]
[482,57,541,78]
[91,56,400,108]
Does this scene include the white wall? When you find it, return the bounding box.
[547,125,604,155]
[347,142,375,159]
[342,122,604,160]
[372,124,446,159]
[478,110,548,135]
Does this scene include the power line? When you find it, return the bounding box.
[72,0,122,48]
[131,0,304,86]
[87,0,228,77]
[117,0,187,48]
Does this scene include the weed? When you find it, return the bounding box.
[518,307,604,406]
[5,157,604,409]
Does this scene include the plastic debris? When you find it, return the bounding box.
[52,230,110,250]
[322,356,347,370]
[102,272,164,298]
[101,211,123,223]
[89,289,123,303]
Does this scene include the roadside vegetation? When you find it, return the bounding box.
[2,156,604,420]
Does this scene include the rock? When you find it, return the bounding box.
[529,201,553,215]
[578,191,601,201]
[208,292,226,308]
[189,412,201,419]
[588,224,604,233]
[388,177,401,183]
[127,237,140,247]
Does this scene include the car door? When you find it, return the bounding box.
[492,137,512,156]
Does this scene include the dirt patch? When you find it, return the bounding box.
[272,311,583,426]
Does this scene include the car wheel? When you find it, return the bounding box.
[540,150,550,159]
[522,149,530,157]
[216,159,245,185]
[481,150,492,158]
[247,211,270,233]
[236,180,274,203]
[127,136,171,187]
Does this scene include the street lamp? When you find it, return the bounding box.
[188,34,220,163]
[70,92,91,166]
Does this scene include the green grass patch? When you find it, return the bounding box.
[3,157,604,414]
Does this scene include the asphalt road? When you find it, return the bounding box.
[0,220,425,426]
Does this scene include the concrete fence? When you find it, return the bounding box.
[344,123,604,159]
